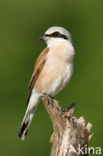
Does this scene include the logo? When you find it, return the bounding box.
[69,144,101,155]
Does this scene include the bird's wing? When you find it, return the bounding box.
[26,48,49,106]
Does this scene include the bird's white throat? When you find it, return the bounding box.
[46,38,74,56]
[46,38,71,48]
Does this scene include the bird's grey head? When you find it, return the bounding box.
[40,26,72,44]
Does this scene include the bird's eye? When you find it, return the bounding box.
[52,31,60,36]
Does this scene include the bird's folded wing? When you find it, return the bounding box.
[26,48,49,106]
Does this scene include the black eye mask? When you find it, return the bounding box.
[45,31,68,40]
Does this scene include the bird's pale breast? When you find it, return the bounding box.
[35,42,74,95]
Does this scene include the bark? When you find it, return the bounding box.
[42,95,92,156]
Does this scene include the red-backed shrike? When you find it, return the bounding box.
[18,26,75,140]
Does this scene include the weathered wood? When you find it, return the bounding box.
[42,95,92,156]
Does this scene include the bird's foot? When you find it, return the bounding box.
[41,93,54,104]
[47,95,54,104]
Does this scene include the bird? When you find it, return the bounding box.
[18,26,75,140]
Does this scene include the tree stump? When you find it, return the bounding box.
[42,95,92,156]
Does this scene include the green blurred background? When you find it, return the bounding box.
[0,0,103,155]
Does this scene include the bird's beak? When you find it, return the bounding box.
[40,35,46,40]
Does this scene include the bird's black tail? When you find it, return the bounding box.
[18,104,38,140]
